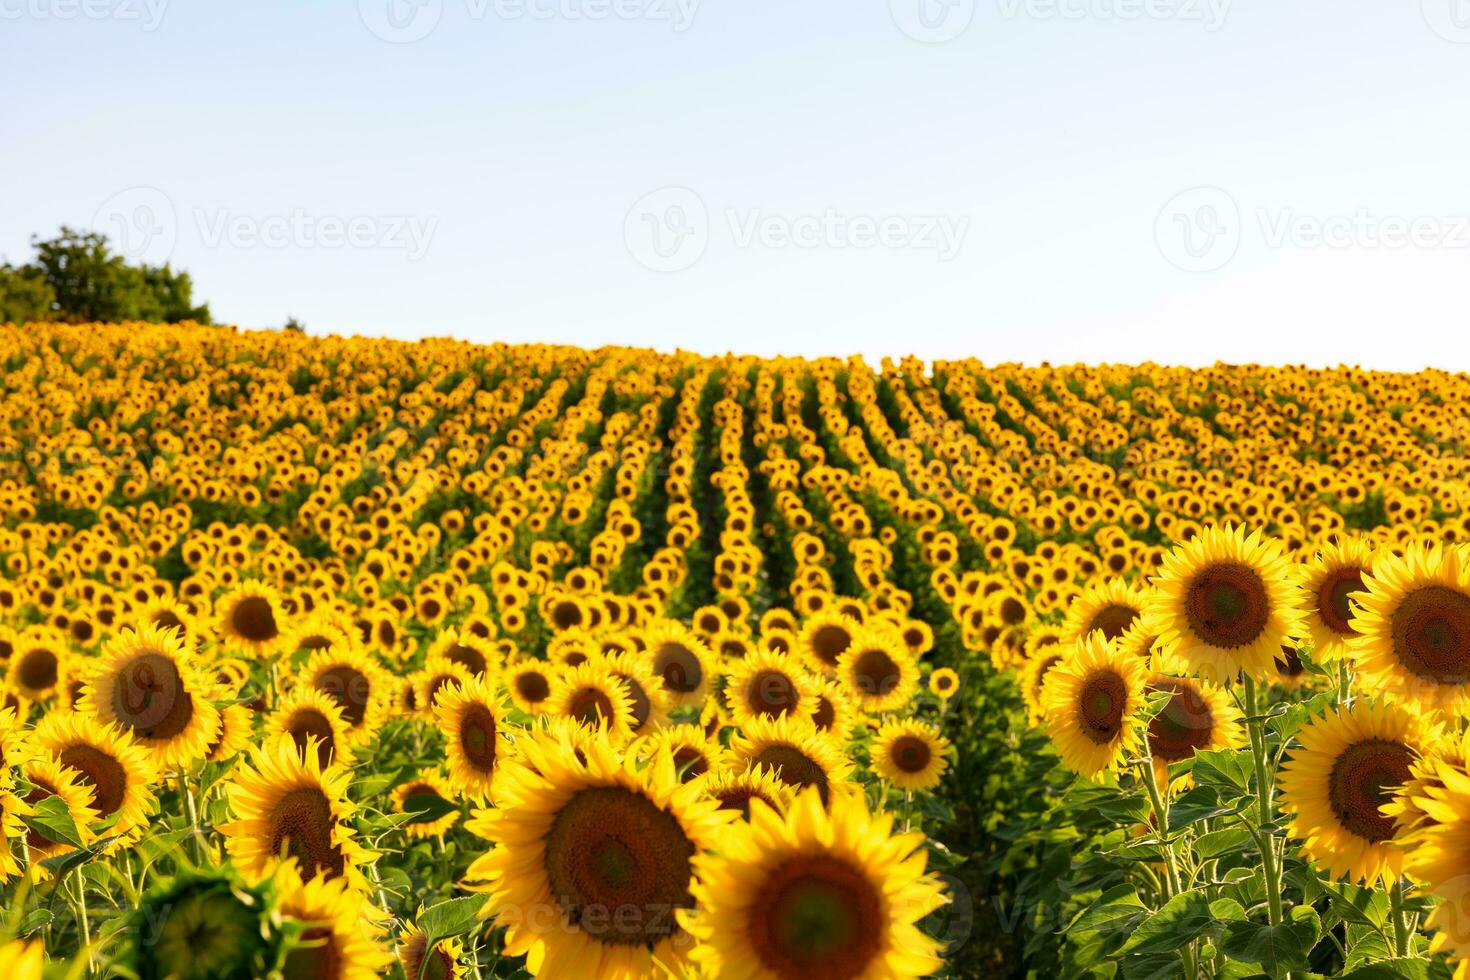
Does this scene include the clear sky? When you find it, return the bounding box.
[4,1,1469,370]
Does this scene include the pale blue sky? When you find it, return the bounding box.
[3,1,1469,370]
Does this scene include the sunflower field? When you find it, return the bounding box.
[3,323,1470,978]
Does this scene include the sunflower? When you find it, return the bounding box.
[0,941,41,980]
[808,678,859,741]
[0,706,34,782]
[216,581,287,658]
[205,703,256,765]
[1400,762,1470,967]
[1349,543,1470,714]
[265,686,354,769]
[129,873,269,980]
[35,710,158,838]
[1387,727,1469,836]
[300,646,388,746]
[722,648,817,726]
[463,727,732,977]
[682,786,947,980]
[397,923,464,980]
[1019,648,1067,723]
[1041,633,1150,779]
[728,715,855,807]
[275,858,395,980]
[593,650,669,737]
[1298,538,1375,662]
[1063,579,1147,643]
[414,658,475,718]
[80,625,222,770]
[872,719,951,792]
[138,597,199,644]
[1143,673,1244,788]
[506,659,555,715]
[18,754,99,864]
[219,735,373,889]
[928,667,960,700]
[428,629,499,677]
[634,725,728,782]
[837,627,919,715]
[1144,524,1304,682]
[1277,699,1433,886]
[547,661,638,743]
[432,674,507,801]
[700,765,795,820]
[643,622,718,710]
[391,769,462,838]
[798,612,860,676]
[0,792,32,883]
[6,631,66,702]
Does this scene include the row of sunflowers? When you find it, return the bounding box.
[0,323,1468,977]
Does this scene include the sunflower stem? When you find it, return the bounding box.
[1242,674,1285,929]
[178,772,209,865]
[1139,756,1197,979]
[1336,659,1352,706]
[71,866,93,974]
[1389,877,1410,957]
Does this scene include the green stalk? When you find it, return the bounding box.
[1242,674,1285,928]
[1139,755,1197,978]
[72,866,93,973]
[1389,878,1410,957]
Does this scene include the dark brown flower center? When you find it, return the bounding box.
[851,649,900,698]
[59,743,128,817]
[1089,604,1139,641]
[1078,670,1127,745]
[1185,562,1270,649]
[653,644,703,694]
[747,855,883,980]
[746,670,800,718]
[231,596,278,643]
[111,652,195,740]
[1317,566,1367,636]
[514,670,551,704]
[753,745,830,806]
[458,703,497,772]
[1390,585,1470,683]
[269,787,345,881]
[543,785,695,947]
[314,666,371,727]
[1329,739,1413,842]
[809,625,851,668]
[17,649,58,691]
[1146,679,1215,762]
[890,735,932,774]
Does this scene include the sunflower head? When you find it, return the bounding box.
[872,719,951,792]
[1298,537,1375,661]
[1041,633,1150,779]
[1144,524,1304,682]
[127,872,270,980]
[1278,699,1434,887]
[683,786,948,980]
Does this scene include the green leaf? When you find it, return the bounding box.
[39,835,124,877]
[1191,748,1253,796]
[1195,827,1255,860]
[22,794,86,849]
[1318,879,1390,930]
[419,895,484,944]
[1342,961,1431,980]
[402,792,460,823]
[1209,898,1247,922]
[1167,787,1245,832]
[1120,890,1214,957]
[1219,907,1321,977]
[1069,884,1149,935]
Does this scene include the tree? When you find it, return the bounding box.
[4,226,212,325]
[0,263,56,325]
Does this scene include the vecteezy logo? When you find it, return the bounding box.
[1154,186,1240,273]
[359,0,442,43]
[91,186,178,264]
[890,0,975,43]
[1423,0,1470,42]
[624,187,709,273]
